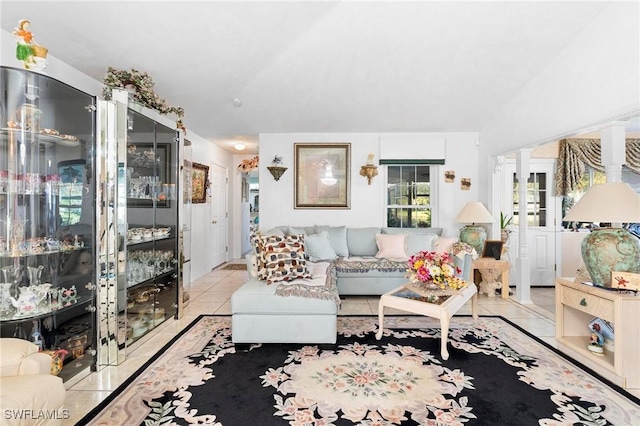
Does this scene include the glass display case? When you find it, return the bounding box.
[0,67,96,381]
[123,109,179,345]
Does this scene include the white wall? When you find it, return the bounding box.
[2,29,234,282]
[479,1,639,155]
[477,1,639,224]
[189,133,234,279]
[258,132,480,238]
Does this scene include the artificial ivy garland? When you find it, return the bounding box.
[102,67,185,131]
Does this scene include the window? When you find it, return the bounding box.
[58,161,85,226]
[386,165,432,228]
[512,172,548,227]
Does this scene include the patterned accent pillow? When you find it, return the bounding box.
[252,231,268,280]
[260,235,311,284]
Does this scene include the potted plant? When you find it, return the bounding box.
[500,212,513,243]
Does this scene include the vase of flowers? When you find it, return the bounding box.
[406,251,467,291]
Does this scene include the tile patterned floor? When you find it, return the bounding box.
[61,267,635,425]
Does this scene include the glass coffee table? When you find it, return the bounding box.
[375,283,478,360]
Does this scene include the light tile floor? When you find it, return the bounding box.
[61,267,634,425]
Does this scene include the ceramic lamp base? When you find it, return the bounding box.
[459,225,487,256]
[581,228,640,287]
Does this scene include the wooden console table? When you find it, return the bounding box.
[472,258,510,298]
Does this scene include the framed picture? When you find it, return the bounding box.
[482,240,504,260]
[191,162,209,204]
[127,143,170,208]
[294,143,350,209]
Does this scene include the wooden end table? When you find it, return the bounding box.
[472,258,510,298]
[375,283,478,360]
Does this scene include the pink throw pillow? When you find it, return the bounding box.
[375,233,408,261]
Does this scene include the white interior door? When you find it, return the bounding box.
[504,161,559,286]
[210,163,228,268]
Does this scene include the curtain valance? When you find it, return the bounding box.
[554,138,640,196]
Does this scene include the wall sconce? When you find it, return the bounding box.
[359,153,378,185]
[266,155,287,181]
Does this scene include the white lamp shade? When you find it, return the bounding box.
[563,182,640,223]
[455,202,495,224]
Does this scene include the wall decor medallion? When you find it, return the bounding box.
[191,162,209,203]
[461,177,471,190]
[294,143,350,209]
[445,170,455,183]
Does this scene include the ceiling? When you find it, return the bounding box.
[0,1,625,154]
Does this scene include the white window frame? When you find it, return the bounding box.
[384,164,437,228]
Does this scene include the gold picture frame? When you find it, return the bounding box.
[294,143,350,209]
[191,162,209,203]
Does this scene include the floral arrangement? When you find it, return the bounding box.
[102,67,185,131]
[406,250,466,291]
[237,156,259,172]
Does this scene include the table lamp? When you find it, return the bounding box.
[455,202,495,255]
[563,182,640,287]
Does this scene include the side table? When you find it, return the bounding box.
[472,258,510,298]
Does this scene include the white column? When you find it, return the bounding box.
[600,121,627,183]
[515,149,532,304]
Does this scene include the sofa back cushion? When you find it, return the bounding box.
[382,227,443,236]
[346,227,381,256]
[286,226,316,236]
[315,225,349,257]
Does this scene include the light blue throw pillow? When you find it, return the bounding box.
[305,232,338,261]
[315,225,349,257]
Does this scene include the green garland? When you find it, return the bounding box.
[102,67,185,130]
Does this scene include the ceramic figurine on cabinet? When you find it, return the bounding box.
[12,19,48,71]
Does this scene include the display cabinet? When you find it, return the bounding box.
[0,67,97,382]
[122,109,179,345]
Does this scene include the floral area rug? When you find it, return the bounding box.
[78,315,640,425]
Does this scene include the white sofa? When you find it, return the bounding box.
[0,338,66,426]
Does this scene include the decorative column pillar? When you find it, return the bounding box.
[515,149,532,304]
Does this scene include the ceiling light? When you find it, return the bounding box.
[232,98,242,107]
[234,143,246,151]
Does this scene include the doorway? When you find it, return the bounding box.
[503,160,560,286]
[210,163,228,268]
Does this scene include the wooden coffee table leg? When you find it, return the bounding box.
[376,302,385,340]
[440,316,450,360]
